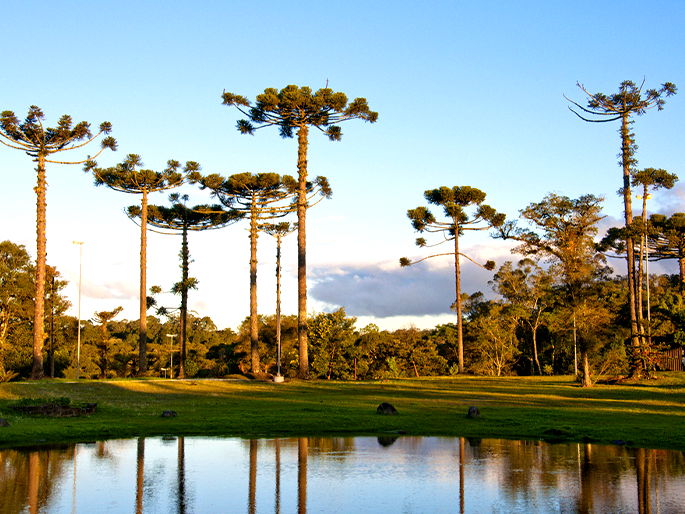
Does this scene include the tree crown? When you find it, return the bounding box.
[0,106,116,162]
[222,85,378,140]
[86,154,196,194]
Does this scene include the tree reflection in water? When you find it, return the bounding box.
[1,437,684,512]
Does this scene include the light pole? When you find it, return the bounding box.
[73,241,84,378]
[166,334,177,379]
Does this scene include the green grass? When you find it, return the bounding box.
[1,374,684,450]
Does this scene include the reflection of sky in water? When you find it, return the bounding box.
[8,437,685,513]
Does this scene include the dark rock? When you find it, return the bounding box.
[376,402,398,415]
[161,410,177,418]
[83,403,97,414]
[467,406,480,418]
[0,418,9,427]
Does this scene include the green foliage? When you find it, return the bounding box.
[222,85,378,138]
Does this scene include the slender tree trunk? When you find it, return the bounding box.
[31,154,47,379]
[135,438,145,514]
[177,437,186,514]
[679,253,685,294]
[298,437,308,514]
[248,439,257,514]
[138,190,149,374]
[454,225,464,374]
[179,225,189,379]
[296,126,309,378]
[581,348,592,387]
[275,235,282,377]
[531,318,541,376]
[249,198,260,374]
[621,114,643,377]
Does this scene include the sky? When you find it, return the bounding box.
[1,1,684,332]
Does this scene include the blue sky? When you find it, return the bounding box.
[2,1,684,330]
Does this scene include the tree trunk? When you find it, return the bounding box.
[275,235,282,377]
[249,197,260,374]
[179,225,189,379]
[531,319,541,376]
[31,154,47,379]
[621,114,643,377]
[680,253,685,294]
[454,224,464,374]
[581,348,592,387]
[138,190,149,374]
[296,126,309,378]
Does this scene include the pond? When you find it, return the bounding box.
[2,436,684,513]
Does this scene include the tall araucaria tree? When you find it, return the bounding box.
[196,171,330,373]
[567,80,676,378]
[400,186,505,374]
[221,85,377,377]
[0,106,116,378]
[263,221,296,379]
[128,194,241,378]
[85,154,196,374]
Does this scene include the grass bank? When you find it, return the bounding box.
[1,374,684,450]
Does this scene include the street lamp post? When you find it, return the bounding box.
[166,334,177,379]
[73,241,84,378]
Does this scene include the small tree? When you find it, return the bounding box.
[85,154,196,373]
[91,306,123,379]
[222,85,377,377]
[400,186,505,373]
[0,107,116,378]
[128,194,240,377]
[567,80,676,377]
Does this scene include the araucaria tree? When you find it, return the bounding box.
[128,194,240,378]
[196,172,330,373]
[400,186,505,374]
[567,80,676,377]
[221,85,377,377]
[0,106,116,378]
[85,154,196,373]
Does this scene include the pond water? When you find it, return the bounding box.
[2,436,684,513]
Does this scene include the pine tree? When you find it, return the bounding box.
[196,172,330,373]
[128,194,240,377]
[0,106,116,378]
[85,154,196,373]
[222,85,376,377]
[401,186,505,373]
[567,80,676,377]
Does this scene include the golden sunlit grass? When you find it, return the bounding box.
[0,374,684,450]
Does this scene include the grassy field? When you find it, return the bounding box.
[0,374,684,450]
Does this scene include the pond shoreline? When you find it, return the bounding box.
[1,374,684,451]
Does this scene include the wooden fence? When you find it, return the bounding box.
[656,348,684,372]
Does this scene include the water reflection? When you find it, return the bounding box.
[1,437,684,513]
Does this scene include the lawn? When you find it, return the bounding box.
[0,374,684,450]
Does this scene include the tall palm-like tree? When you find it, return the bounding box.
[222,85,376,377]
[401,186,505,373]
[128,194,240,377]
[85,154,196,373]
[0,106,116,378]
[196,172,330,373]
[567,80,676,377]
